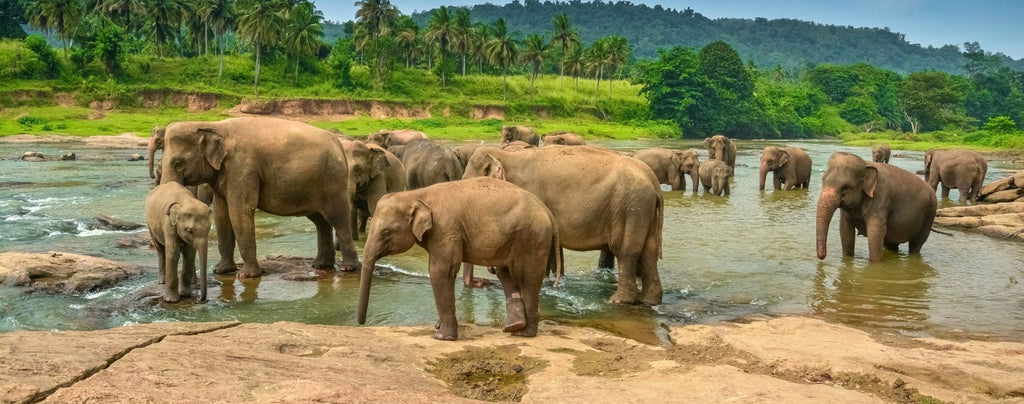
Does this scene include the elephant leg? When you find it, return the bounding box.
[323,199,359,271]
[462,263,491,288]
[308,214,337,270]
[909,217,933,255]
[180,245,196,298]
[430,261,460,341]
[212,195,238,275]
[598,248,615,269]
[226,200,261,279]
[512,266,541,338]
[154,239,166,285]
[883,241,900,252]
[773,173,782,190]
[494,266,526,333]
[637,235,663,306]
[608,251,640,305]
[163,244,181,303]
[940,184,950,199]
[865,219,887,262]
[956,179,973,204]
[839,212,856,257]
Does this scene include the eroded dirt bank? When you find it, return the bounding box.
[1,317,1021,403]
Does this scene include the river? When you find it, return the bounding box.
[1,139,1022,344]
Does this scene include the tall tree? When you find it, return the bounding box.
[634,46,712,138]
[469,21,489,73]
[236,0,286,96]
[450,8,471,76]
[584,38,608,97]
[604,34,629,96]
[199,0,235,83]
[426,6,454,87]
[24,0,80,56]
[283,1,323,84]
[520,33,549,87]
[147,0,186,58]
[550,13,578,87]
[354,0,399,90]
[563,43,584,89]
[0,0,27,39]
[485,18,518,100]
[900,71,968,133]
[93,0,145,40]
[393,15,419,68]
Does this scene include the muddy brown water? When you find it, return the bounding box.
[1,139,1022,345]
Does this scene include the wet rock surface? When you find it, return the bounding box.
[0,317,1021,403]
[0,252,145,294]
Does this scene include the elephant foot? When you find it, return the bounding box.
[162,289,180,303]
[433,332,458,341]
[608,290,638,305]
[434,321,459,341]
[503,294,526,333]
[235,263,263,279]
[213,260,238,275]
[337,259,360,272]
[511,324,538,337]
[639,288,663,306]
[311,261,336,270]
[464,277,493,288]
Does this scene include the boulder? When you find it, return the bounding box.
[935,201,1024,217]
[21,152,44,162]
[0,252,145,293]
[60,152,76,161]
[94,214,145,231]
[979,176,1013,197]
[127,153,145,161]
[980,188,1024,203]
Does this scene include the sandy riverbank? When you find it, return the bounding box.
[1,316,1022,403]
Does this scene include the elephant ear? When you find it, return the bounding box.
[368,147,388,178]
[862,165,879,198]
[410,199,433,242]
[198,128,227,171]
[484,154,506,181]
[778,150,790,167]
[166,202,180,227]
[703,137,712,149]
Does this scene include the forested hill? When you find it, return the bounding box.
[398,1,1023,75]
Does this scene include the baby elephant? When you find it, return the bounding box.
[699,159,732,196]
[145,182,211,303]
[358,177,562,341]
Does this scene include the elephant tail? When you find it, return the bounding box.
[931,228,954,236]
[548,216,563,288]
[650,192,664,259]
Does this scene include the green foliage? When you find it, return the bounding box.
[328,38,355,89]
[983,116,1017,133]
[95,23,127,77]
[17,115,47,126]
[0,0,26,39]
[901,71,969,132]
[23,35,60,79]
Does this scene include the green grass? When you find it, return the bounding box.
[313,116,676,141]
[839,130,1024,151]
[0,105,226,137]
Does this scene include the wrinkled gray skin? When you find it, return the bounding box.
[464,145,664,305]
[452,143,484,169]
[145,182,210,303]
[541,132,586,146]
[699,160,731,196]
[340,140,404,241]
[366,129,429,148]
[147,126,166,180]
[817,153,936,262]
[872,143,891,163]
[502,140,535,151]
[387,144,406,159]
[634,148,700,192]
[358,177,562,341]
[924,149,988,204]
[759,146,812,191]
[399,139,464,190]
[159,117,359,278]
[704,135,737,175]
[500,125,540,147]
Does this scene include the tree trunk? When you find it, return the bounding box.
[461,54,466,76]
[217,34,224,84]
[254,37,261,97]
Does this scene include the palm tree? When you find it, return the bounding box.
[563,43,584,90]
[520,33,549,87]
[352,24,369,65]
[486,18,518,100]
[284,2,323,84]
[550,13,578,87]
[24,0,81,57]
[94,0,145,39]
[604,35,630,96]
[354,0,399,90]
[236,0,287,96]
[147,0,186,58]
[425,6,454,87]
[584,38,608,97]
[393,16,419,68]
[469,21,490,73]
[200,0,235,83]
[451,8,471,76]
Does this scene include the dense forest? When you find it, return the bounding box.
[391,0,1024,76]
[1,0,1022,144]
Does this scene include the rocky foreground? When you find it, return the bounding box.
[1,317,1022,403]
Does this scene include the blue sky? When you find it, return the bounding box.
[317,0,1024,59]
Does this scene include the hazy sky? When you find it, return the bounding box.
[318,0,1024,59]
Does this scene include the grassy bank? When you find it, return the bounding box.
[840,130,1024,152]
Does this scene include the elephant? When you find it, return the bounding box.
[699,159,731,196]
[502,140,535,151]
[500,125,540,147]
[147,126,166,179]
[758,146,812,191]
[704,135,737,175]
[923,149,987,204]
[145,182,211,303]
[159,117,359,278]
[542,132,586,146]
[367,129,429,148]
[21,152,44,161]
[464,145,664,305]
[452,143,484,169]
[872,143,891,163]
[340,140,407,240]
[387,144,407,159]
[399,139,464,190]
[816,152,937,262]
[634,147,700,192]
[358,177,562,341]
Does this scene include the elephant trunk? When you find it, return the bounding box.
[147,136,158,180]
[758,161,769,190]
[357,240,380,325]
[816,187,840,260]
[690,166,699,193]
[197,238,208,302]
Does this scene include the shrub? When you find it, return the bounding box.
[983,116,1016,134]
[17,116,47,126]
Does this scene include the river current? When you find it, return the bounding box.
[1,139,1021,344]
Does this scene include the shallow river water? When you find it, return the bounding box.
[1,139,1022,344]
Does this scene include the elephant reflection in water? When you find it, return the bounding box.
[218,276,261,304]
[810,259,936,331]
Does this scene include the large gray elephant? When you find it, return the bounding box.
[366,129,428,148]
[542,132,586,146]
[145,182,210,303]
[340,140,406,240]
[452,143,484,169]
[816,153,937,262]
[924,149,987,204]
[500,125,540,147]
[159,117,359,278]
[634,147,700,192]
[146,126,166,180]
[758,146,812,191]
[698,159,731,196]
[464,145,663,305]
[704,135,737,175]
[358,177,561,341]
[400,139,464,190]
[872,143,891,163]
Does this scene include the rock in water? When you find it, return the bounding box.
[0,251,144,293]
[95,215,145,231]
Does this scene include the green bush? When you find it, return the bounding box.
[17,115,47,126]
[983,116,1017,134]
[24,35,60,79]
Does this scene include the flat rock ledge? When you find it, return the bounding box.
[1,317,1021,403]
[935,202,1024,241]
[0,252,144,294]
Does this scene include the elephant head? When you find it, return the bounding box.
[167,198,211,302]
[342,140,389,212]
[367,131,393,147]
[816,153,877,260]
[358,194,431,324]
[159,123,227,187]
[923,149,937,182]
[147,126,166,180]
[671,149,700,191]
[500,126,539,146]
[704,135,732,161]
[759,146,790,190]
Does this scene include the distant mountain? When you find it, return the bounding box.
[381,0,1024,75]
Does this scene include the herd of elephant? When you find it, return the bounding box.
[141,116,988,341]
